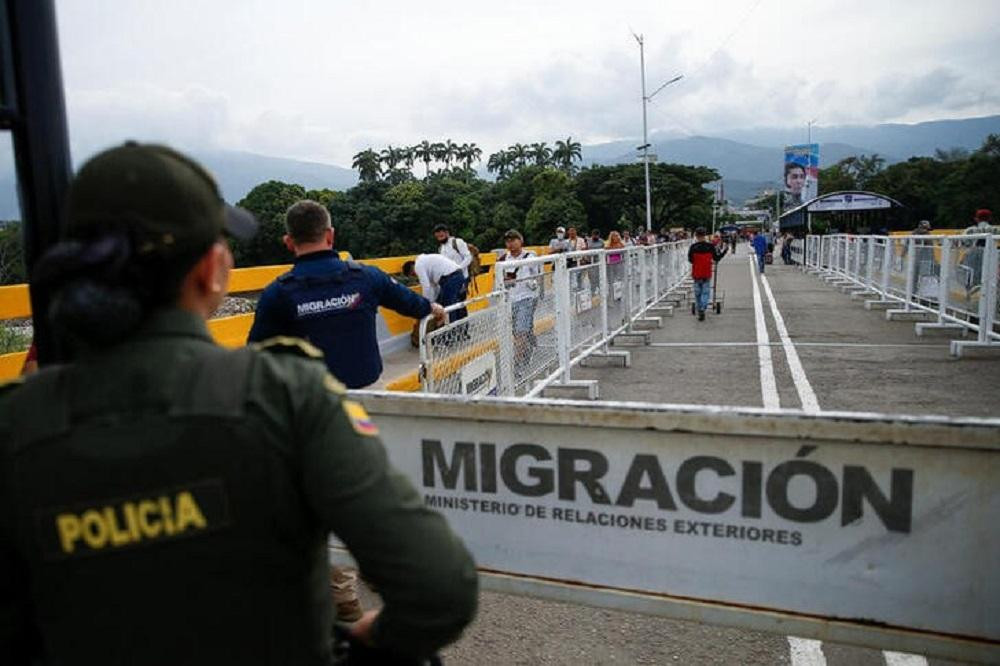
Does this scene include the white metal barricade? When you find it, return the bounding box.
[803,233,1000,356]
[419,243,691,398]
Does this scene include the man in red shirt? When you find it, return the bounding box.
[688,227,728,320]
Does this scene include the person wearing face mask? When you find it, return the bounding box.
[548,226,570,254]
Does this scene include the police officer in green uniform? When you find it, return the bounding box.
[0,142,477,665]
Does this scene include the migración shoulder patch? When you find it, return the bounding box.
[343,400,378,437]
[254,336,324,360]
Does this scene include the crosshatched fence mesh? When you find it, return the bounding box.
[496,255,559,396]
[568,261,604,356]
[870,238,888,292]
[420,291,514,396]
[419,243,692,398]
[886,236,910,300]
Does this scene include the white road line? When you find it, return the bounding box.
[760,273,821,413]
[748,257,780,409]
[788,636,826,666]
[882,651,929,666]
[648,342,943,349]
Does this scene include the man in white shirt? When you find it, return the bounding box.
[403,253,467,322]
[434,224,472,283]
[497,229,540,376]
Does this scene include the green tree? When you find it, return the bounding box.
[352,148,382,184]
[529,142,552,166]
[232,180,307,266]
[414,140,436,178]
[552,137,583,174]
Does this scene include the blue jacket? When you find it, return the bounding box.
[247,251,431,388]
[752,234,768,256]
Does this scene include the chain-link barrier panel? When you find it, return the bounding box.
[497,256,559,396]
[420,291,514,397]
[567,260,604,356]
[911,236,940,305]
[941,236,980,320]
[870,237,889,293]
[886,236,910,300]
[606,250,628,331]
[420,242,693,397]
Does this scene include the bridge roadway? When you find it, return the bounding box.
[363,243,997,665]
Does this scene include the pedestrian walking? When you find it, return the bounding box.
[689,227,728,320]
[1,142,477,665]
[248,200,445,389]
[751,230,768,274]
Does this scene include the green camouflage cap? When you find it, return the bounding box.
[66,141,256,255]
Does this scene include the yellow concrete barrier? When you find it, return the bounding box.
[0,351,26,379]
[0,285,31,320]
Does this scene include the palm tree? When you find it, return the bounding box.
[352,148,382,183]
[380,145,403,171]
[402,146,416,170]
[510,143,529,168]
[553,137,582,174]
[487,151,514,179]
[414,140,436,178]
[439,139,458,168]
[458,142,483,170]
[430,141,447,172]
[529,142,552,166]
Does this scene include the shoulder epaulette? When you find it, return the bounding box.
[346,260,363,270]
[276,272,296,284]
[253,336,324,360]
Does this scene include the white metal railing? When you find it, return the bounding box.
[418,242,690,397]
[802,233,1000,357]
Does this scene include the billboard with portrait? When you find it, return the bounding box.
[783,143,819,207]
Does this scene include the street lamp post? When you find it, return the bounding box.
[632,32,682,233]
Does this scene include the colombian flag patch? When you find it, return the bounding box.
[343,400,378,436]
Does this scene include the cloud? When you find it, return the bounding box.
[67,85,233,160]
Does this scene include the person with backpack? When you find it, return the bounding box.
[688,227,728,320]
[248,200,445,389]
[434,224,480,293]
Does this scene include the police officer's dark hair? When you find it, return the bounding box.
[33,227,210,353]
[285,200,332,245]
[401,260,415,277]
[433,224,449,234]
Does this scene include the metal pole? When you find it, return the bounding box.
[938,238,950,323]
[554,256,572,383]
[639,36,652,233]
[4,0,74,364]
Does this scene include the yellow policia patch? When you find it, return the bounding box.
[343,400,378,436]
[40,480,229,560]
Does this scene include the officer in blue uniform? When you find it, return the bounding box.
[247,200,445,388]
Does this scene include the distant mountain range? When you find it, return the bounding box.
[581,115,1000,205]
[0,115,997,220]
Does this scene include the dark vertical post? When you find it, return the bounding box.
[2,0,73,364]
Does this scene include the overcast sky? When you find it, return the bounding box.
[56,0,1000,167]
